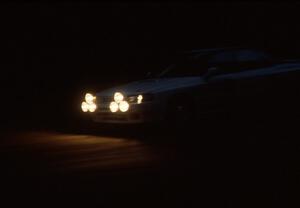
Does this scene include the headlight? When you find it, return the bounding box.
[114,92,124,103]
[137,95,143,104]
[81,93,97,112]
[85,93,96,104]
[81,102,89,112]
[119,101,129,112]
[111,92,129,112]
[128,94,143,104]
[88,103,97,112]
[128,93,154,104]
[109,101,119,113]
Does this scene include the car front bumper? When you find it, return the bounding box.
[91,102,162,124]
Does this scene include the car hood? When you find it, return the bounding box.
[96,77,205,96]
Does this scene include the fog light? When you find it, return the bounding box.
[110,101,119,113]
[88,103,97,112]
[85,93,95,104]
[119,101,129,112]
[114,92,124,103]
[81,102,89,112]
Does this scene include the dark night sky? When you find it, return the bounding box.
[1,2,300,126]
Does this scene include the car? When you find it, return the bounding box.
[80,47,300,126]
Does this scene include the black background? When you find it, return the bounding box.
[1,2,300,129]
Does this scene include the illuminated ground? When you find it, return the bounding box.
[0,121,299,207]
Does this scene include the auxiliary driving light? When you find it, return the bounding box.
[109,101,119,113]
[119,101,130,112]
[85,93,95,104]
[114,92,124,103]
[81,102,89,112]
[88,103,97,112]
[81,93,97,112]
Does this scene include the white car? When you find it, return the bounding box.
[81,48,300,124]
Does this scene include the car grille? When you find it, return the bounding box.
[94,112,129,121]
[96,96,112,104]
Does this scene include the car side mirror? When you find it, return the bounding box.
[203,67,219,81]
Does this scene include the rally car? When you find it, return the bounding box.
[80,48,300,124]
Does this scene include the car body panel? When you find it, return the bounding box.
[95,77,205,97]
[82,48,300,124]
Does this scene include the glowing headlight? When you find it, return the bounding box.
[85,93,96,104]
[114,92,124,103]
[119,101,130,112]
[109,101,119,113]
[137,95,143,104]
[81,102,89,112]
[88,103,97,112]
[82,93,97,112]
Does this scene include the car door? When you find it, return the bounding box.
[219,49,277,117]
[195,50,239,116]
[204,49,275,117]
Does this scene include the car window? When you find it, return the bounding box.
[206,51,239,74]
[208,51,236,64]
[158,52,217,78]
[158,58,210,78]
[236,49,270,62]
[232,49,274,72]
[158,49,274,78]
[208,50,274,75]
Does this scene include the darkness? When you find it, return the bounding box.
[1,3,300,208]
[1,2,300,127]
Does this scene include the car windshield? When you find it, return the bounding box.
[158,53,214,78]
[157,48,273,78]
